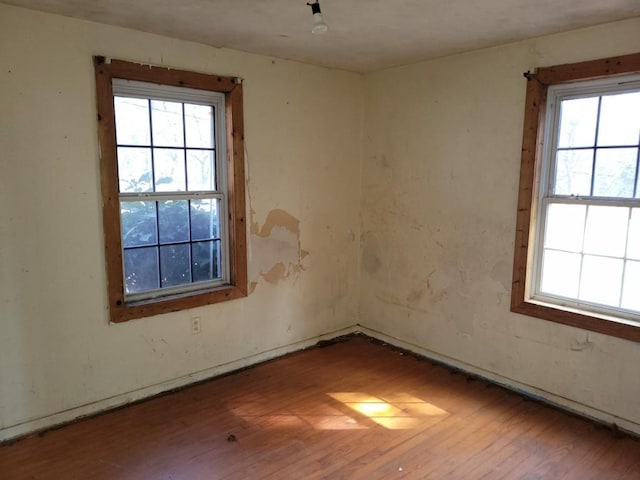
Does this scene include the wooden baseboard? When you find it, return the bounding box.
[357,325,640,437]
[0,325,358,443]
[3,322,638,443]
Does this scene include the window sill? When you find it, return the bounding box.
[511,297,640,342]
[110,284,247,323]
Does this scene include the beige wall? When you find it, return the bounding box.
[2,2,640,441]
[361,18,640,434]
[0,4,362,439]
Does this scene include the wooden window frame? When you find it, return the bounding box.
[94,58,247,323]
[511,52,640,343]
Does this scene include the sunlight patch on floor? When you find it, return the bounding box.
[329,392,449,430]
[232,392,449,431]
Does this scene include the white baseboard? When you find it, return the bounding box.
[0,325,358,443]
[357,325,640,437]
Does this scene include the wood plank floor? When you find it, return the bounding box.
[1,336,639,479]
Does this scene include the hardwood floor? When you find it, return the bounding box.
[1,336,639,479]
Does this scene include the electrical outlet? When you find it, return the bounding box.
[191,317,202,335]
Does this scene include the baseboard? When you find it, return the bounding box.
[4,322,638,443]
[357,325,640,437]
[0,325,358,443]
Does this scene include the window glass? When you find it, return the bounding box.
[540,250,581,298]
[117,147,153,193]
[121,201,157,248]
[191,199,220,241]
[124,247,159,294]
[187,150,216,191]
[544,203,586,252]
[597,92,640,146]
[158,200,190,244]
[553,150,593,196]
[621,261,640,311]
[192,241,221,282]
[114,97,150,146]
[185,104,214,148]
[582,206,628,258]
[151,100,184,147]
[154,148,186,192]
[626,209,640,260]
[160,244,191,287]
[578,255,623,307]
[557,97,598,148]
[592,148,637,198]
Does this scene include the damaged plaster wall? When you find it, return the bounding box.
[0,4,362,439]
[3,1,639,442]
[248,209,309,292]
[360,18,640,434]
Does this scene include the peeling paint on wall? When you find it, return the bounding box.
[249,209,308,290]
[251,208,300,238]
[261,262,287,284]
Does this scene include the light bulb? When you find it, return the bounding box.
[308,2,328,34]
[312,12,328,34]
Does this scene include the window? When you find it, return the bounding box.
[512,52,640,342]
[94,58,247,322]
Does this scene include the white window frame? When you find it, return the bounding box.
[530,74,640,323]
[112,80,231,302]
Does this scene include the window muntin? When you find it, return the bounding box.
[112,80,229,302]
[533,76,640,321]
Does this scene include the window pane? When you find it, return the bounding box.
[191,199,219,241]
[117,147,152,193]
[558,97,599,148]
[154,148,186,192]
[544,203,585,252]
[151,100,184,147]
[540,250,581,298]
[187,150,216,191]
[627,209,640,260]
[158,200,189,244]
[593,148,637,198]
[114,97,150,146]
[621,260,640,311]
[160,244,191,287]
[120,201,157,248]
[579,255,623,307]
[124,247,159,294]
[192,240,221,282]
[583,206,628,257]
[185,104,214,148]
[553,149,593,196]
[597,92,640,147]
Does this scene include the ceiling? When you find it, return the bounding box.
[3,0,640,72]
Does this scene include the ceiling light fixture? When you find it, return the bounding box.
[307,1,328,34]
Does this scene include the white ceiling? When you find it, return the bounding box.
[3,0,640,72]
